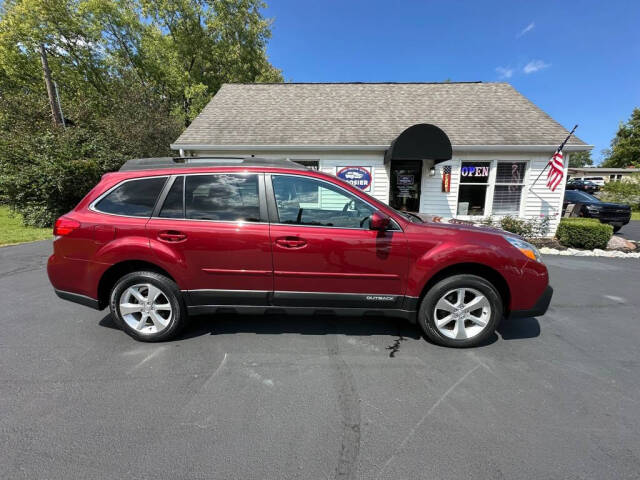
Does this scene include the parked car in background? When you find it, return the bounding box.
[563,189,631,232]
[566,179,599,194]
[583,176,606,187]
[47,157,552,348]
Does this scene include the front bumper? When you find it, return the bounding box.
[510,285,553,319]
[584,213,631,226]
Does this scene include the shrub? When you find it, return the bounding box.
[0,129,126,227]
[599,173,640,211]
[482,215,551,239]
[555,218,613,250]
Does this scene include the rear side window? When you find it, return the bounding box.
[185,174,260,222]
[94,177,167,217]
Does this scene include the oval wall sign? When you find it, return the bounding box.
[336,167,372,191]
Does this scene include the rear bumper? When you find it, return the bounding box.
[510,285,553,319]
[54,289,101,310]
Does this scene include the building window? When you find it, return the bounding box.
[492,162,526,214]
[457,162,490,215]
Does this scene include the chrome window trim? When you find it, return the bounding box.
[150,171,266,224]
[269,173,403,232]
[150,216,269,225]
[89,175,170,219]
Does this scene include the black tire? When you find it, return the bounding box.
[417,274,503,348]
[612,225,622,233]
[109,271,186,342]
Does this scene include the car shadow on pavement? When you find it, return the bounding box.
[182,313,423,340]
[498,316,541,340]
[99,312,541,343]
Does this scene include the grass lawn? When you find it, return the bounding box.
[0,206,51,246]
[632,211,640,221]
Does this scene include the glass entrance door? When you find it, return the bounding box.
[389,161,422,212]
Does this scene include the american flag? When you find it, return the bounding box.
[442,165,452,192]
[546,149,564,191]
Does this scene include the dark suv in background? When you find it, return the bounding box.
[48,157,552,348]
[563,189,631,232]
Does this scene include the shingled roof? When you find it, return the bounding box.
[172,82,587,148]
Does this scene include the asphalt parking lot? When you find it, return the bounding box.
[1,241,639,479]
[616,220,640,242]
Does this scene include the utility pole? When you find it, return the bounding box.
[39,43,63,127]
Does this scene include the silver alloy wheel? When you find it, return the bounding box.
[433,287,491,340]
[118,283,172,335]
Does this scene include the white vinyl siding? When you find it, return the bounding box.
[190,149,568,237]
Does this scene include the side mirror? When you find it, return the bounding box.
[370,212,391,231]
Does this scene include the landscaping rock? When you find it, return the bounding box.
[538,246,640,258]
[607,236,636,251]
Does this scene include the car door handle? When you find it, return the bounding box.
[275,237,307,249]
[158,231,187,242]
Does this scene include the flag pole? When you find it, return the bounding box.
[530,124,578,188]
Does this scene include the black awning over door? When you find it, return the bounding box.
[384,124,452,164]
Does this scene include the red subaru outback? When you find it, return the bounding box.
[48,157,552,347]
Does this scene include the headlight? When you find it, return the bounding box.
[586,205,601,211]
[504,236,542,262]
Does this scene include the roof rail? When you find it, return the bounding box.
[118,156,308,172]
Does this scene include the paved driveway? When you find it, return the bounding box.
[616,220,640,242]
[1,241,639,479]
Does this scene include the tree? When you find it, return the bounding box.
[602,107,640,168]
[568,150,593,168]
[0,0,283,226]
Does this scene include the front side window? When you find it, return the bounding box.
[457,162,490,215]
[272,175,374,229]
[185,174,260,222]
[94,177,167,217]
[492,162,526,214]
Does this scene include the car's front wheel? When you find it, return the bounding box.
[109,271,186,342]
[418,274,502,348]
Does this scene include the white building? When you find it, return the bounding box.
[568,167,640,183]
[172,82,591,236]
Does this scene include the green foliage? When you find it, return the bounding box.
[0,0,282,226]
[568,151,593,168]
[599,173,640,210]
[602,108,640,168]
[0,206,51,246]
[0,129,114,226]
[481,215,550,239]
[555,218,613,250]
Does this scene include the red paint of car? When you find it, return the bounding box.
[47,158,552,345]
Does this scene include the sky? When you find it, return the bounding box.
[263,0,640,163]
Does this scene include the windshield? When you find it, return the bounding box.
[567,190,600,203]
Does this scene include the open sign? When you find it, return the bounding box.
[461,165,489,177]
[336,167,372,191]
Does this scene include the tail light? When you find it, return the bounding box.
[54,217,80,236]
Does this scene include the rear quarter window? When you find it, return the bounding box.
[94,177,167,217]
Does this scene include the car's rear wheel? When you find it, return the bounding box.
[109,271,186,342]
[418,274,502,348]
